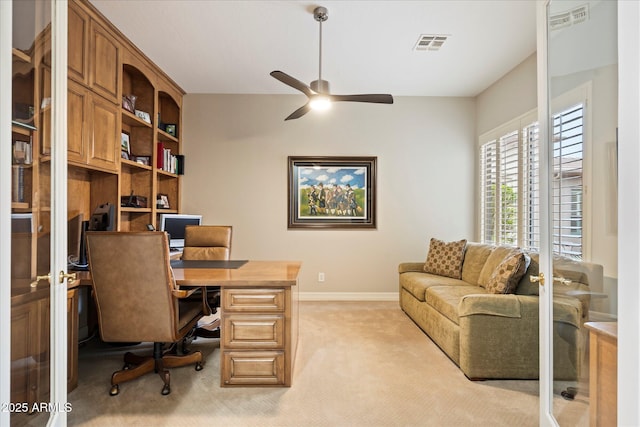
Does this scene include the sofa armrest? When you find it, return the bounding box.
[459,294,523,318]
[458,294,583,380]
[398,262,425,274]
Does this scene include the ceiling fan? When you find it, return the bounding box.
[270,6,394,121]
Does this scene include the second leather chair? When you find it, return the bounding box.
[182,225,232,337]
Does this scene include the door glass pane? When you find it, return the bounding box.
[11,1,51,424]
[547,0,618,424]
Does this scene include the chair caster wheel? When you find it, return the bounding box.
[161,384,171,395]
[110,384,119,396]
[195,362,203,371]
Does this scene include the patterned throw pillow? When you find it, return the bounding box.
[423,238,467,279]
[485,250,530,294]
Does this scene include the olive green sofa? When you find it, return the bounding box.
[398,242,603,380]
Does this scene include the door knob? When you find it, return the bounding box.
[59,270,77,285]
[530,272,545,286]
[553,276,572,286]
[30,273,51,288]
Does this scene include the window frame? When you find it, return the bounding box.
[477,84,592,259]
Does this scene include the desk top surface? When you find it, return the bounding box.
[172,260,302,287]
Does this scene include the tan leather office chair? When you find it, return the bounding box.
[182,225,232,261]
[86,231,209,396]
[182,225,232,337]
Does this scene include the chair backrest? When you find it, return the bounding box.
[181,225,232,261]
[86,231,180,343]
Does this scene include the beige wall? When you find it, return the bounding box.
[475,53,538,136]
[181,94,476,298]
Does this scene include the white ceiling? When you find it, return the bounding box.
[89,0,537,97]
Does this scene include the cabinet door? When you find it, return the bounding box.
[89,19,120,103]
[87,93,119,171]
[68,1,89,85]
[67,81,88,164]
[11,301,41,405]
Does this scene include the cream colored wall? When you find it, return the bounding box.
[181,94,476,298]
[476,53,538,136]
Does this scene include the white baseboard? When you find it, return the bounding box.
[300,292,399,302]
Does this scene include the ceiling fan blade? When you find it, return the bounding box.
[270,71,314,97]
[330,94,394,104]
[285,103,312,121]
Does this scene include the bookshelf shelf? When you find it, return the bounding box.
[121,158,152,171]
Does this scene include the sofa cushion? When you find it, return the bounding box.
[461,243,495,286]
[400,272,469,302]
[485,251,530,294]
[425,285,488,325]
[477,246,520,288]
[423,238,467,279]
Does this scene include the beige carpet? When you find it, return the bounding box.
[27,301,589,426]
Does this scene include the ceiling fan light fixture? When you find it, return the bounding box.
[309,96,331,111]
[270,6,393,120]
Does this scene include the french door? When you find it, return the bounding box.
[1,1,68,425]
[538,1,619,425]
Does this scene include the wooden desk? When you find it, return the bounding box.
[173,261,301,387]
[584,322,617,427]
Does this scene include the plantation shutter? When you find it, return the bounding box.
[480,140,498,244]
[499,131,519,245]
[552,104,584,257]
[523,122,540,251]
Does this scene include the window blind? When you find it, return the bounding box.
[552,104,584,257]
[478,103,584,258]
[480,140,498,244]
[499,131,519,245]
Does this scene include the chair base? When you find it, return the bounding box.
[110,342,203,396]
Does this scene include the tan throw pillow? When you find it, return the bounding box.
[485,251,530,294]
[423,238,467,279]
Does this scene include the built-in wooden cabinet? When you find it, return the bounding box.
[9,0,184,406]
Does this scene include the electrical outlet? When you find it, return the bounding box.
[318,272,325,282]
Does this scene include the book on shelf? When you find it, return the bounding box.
[157,142,182,174]
[157,142,164,169]
[12,165,24,203]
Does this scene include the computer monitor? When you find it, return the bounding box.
[11,213,33,233]
[89,203,115,231]
[159,213,202,249]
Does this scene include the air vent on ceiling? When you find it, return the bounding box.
[549,4,589,31]
[414,34,449,51]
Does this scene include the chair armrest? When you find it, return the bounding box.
[172,287,198,298]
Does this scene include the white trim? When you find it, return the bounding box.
[300,292,399,302]
[0,2,13,426]
[537,1,558,426]
[618,1,640,424]
[48,1,68,426]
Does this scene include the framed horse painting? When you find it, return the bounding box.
[288,156,377,229]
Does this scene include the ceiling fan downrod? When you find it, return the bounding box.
[311,6,329,94]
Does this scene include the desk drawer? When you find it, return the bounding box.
[223,288,285,312]
[223,314,284,349]
[222,351,285,386]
